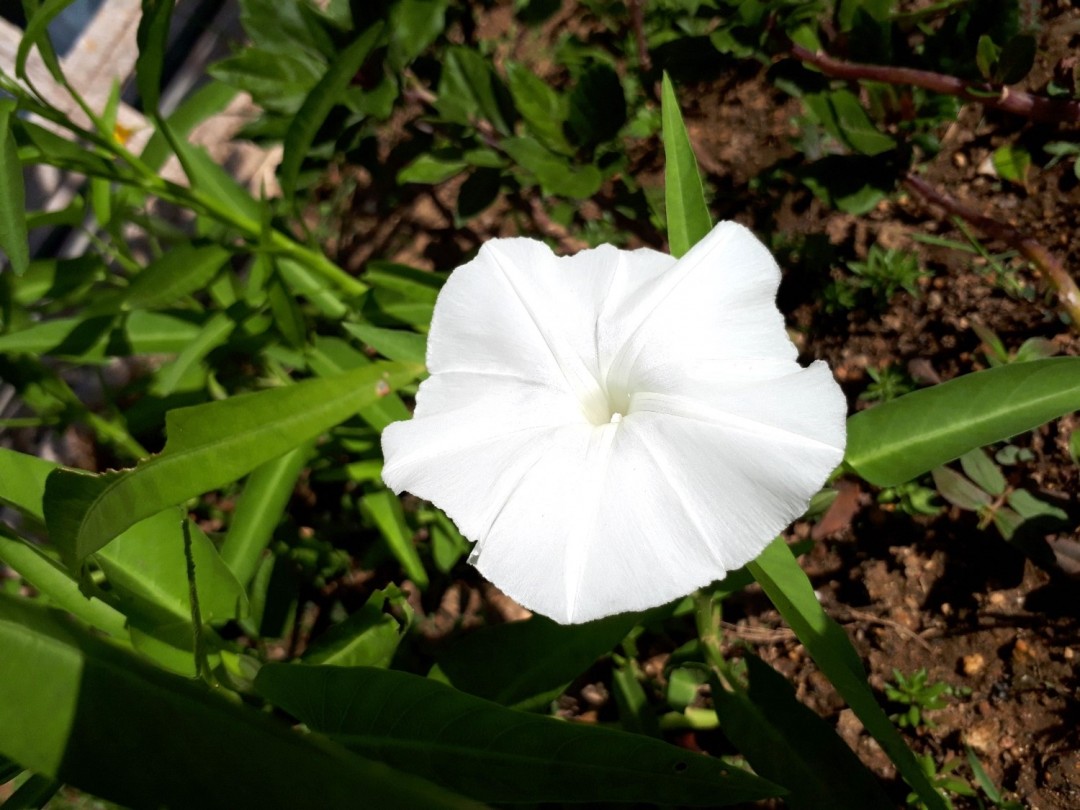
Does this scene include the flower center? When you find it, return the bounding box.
[609,412,624,424]
[582,383,631,427]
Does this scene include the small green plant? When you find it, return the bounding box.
[906,754,977,810]
[885,668,961,729]
[877,480,943,517]
[972,323,1058,367]
[860,365,916,403]
[848,245,929,304]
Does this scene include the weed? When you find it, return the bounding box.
[860,365,916,403]
[885,668,965,729]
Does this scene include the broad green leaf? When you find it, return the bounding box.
[0,447,57,520]
[94,509,248,629]
[255,664,782,806]
[429,613,640,710]
[506,61,570,153]
[388,0,449,68]
[361,489,428,589]
[136,0,175,114]
[846,359,1080,486]
[0,99,29,276]
[43,361,419,564]
[748,540,946,810]
[122,244,232,310]
[500,137,602,199]
[120,310,204,353]
[932,467,991,511]
[711,653,892,810]
[303,586,410,667]
[397,153,469,185]
[565,63,626,148]
[0,527,128,638]
[220,443,313,587]
[437,46,512,135]
[279,24,383,200]
[995,33,1036,84]
[365,261,442,330]
[991,144,1030,185]
[0,595,479,810]
[343,323,428,366]
[959,448,1006,496]
[661,74,711,257]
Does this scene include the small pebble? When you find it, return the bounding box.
[963,652,987,676]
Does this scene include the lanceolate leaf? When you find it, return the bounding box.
[661,74,711,258]
[15,0,75,82]
[255,664,782,806]
[748,540,946,810]
[135,0,176,114]
[0,99,30,276]
[0,595,479,810]
[847,359,1080,486]
[121,244,232,310]
[44,362,420,564]
[279,23,383,201]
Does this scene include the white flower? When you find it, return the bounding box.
[381,222,846,624]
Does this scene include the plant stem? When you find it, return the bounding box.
[903,173,1080,329]
[791,44,1080,124]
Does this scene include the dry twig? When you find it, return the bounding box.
[903,173,1080,329]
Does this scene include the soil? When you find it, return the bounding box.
[319,3,1080,808]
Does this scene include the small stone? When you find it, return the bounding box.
[964,719,999,753]
[962,652,986,676]
[953,152,968,168]
[988,591,1008,607]
[1064,647,1075,661]
[941,602,953,616]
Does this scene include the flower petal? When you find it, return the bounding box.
[381,372,580,542]
[601,222,796,395]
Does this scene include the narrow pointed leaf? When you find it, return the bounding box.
[748,539,946,810]
[661,74,711,258]
[255,664,782,806]
[0,99,29,276]
[135,0,175,114]
[122,244,232,310]
[280,24,383,200]
[0,595,479,810]
[429,613,641,710]
[44,362,419,564]
[847,359,1080,486]
[711,654,892,810]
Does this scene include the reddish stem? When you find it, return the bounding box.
[791,44,1080,124]
[903,173,1080,329]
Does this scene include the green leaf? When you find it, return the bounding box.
[931,466,991,511]
[136,0,175,114]
[847,359,1080,486]
[164,125,262,227]
[506,61,570,153]
[565,63,626,148]
[437,46,512,135]
[141,80,238,172]
[343,323,428,366]
[280,23,383,201]
[0,99,29,276]
[149,310,235,397]
[122,244,232,310]
[995,33,1036,85]
[94,509,248,630]
[304,585,411,667]
[1006,489,1068,522]
[0,527,128,638]
[255,664,782,806]
[397,153,468,185]
[0,595,478,810]
[429,613,640,710]
[220,443,313,587]
[711,653,892,810]
[500,137,602,199]
[43,361,419,564]
[959,448,1007,496]
[0,447,56,521]
[747,540,946,810]
[802,90,896,157]
[388,0,449,68]
[361,489,429,589]
[661,74,711,258]
[991,144,1030,185]
[365,261,443,330]
[15,0,75,82]
[976,35,1001,81]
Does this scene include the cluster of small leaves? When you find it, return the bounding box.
[825,244,929,314]
[885,668,963,730]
